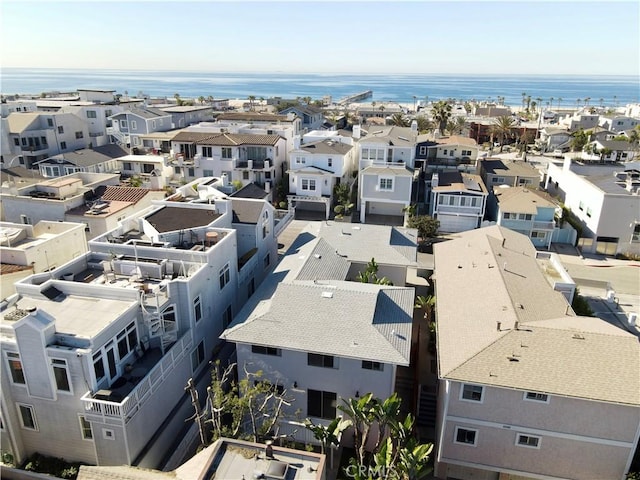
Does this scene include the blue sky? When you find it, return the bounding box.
[1,1,639,75]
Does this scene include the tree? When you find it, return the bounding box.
[431,100,452,134]
[198,95,205,105]
[248,95,256,111]
[304,417,351,468]
[415,295,436,324]
[390,112,409,127]
[491,115,516,152]
[446,117,466,135]
[414,116,433,133]
[356,258,393,285]
[174,93,182,106]
[407,215,439,239]
[570,129,589,152]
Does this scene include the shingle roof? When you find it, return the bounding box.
[229,183,268,199]
[480,158,540,178]
[48,144,129,167]
[596,139,635,151]
[217,113,293,122]
[300,139,353,155]
[361,165,414,177]
[223,281,413,365]
[360,126,417,146]
[145,206,222,233]
[129,107,171,119]
[171,131,218,143]
[434,172,487,193]
[295,238,352,281]
[231,199,264,224]
[494,186,557,213]
[6,112,41,133]
[434,225,640,406]
[196,133,281,146]
[1,263,34,275]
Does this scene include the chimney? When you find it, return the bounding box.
[514,321,520,330]
[353,124,361,139]
[502,238,506,248]
[496,321,502,332]
[293,136,301,149]
[431,173,439,188]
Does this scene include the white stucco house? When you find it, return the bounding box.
[0,179,279,468]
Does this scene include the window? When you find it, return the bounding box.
[150,120,156,129]
[20,214,32,225]
[191,341,205,372]
[120,120,128,129]
[143,163,154,174]
[18,404,38,430]
[130,120,137,130]
[632,224,640,243]
[263,224,268,239]
[123,162,132,171]
[7,352,26,384]
[263,253,271,269]
[79,416,93,440]
[450,150,454,157]
[41,136,47,146]
[301,179,316,190]
[103,428,115,440]
[443,149,447,155]
[524,392,549,403]
[194,296,202,323]
[222,305,233,328]
[13,138,20,146]
[188,167,195,177]
[586,207,592,218]
[202,146,213,157]
[419,146,427,155]
[51,358,71,392]
[47,118,54,127]
[75,131,84,139]
[57,126,64,134]
[132,137,140,146]
[518,213,533,221]
[516,434,541,449]
[242,171,249,180]
[105,109,112,117]
[578,201,584,211]
[328,158,333,167]
[379,177,393,191]
[60,141,67,150]
[461,384,484,402]
[362,360,383,371]
[116,322,137,361]
[219,263,230,289]
[462,150,472,156]
[307,389,337,419]
[503,212,513,220]
[222,147,232,159]
[454,427,477,446]
[308,353,335,368]
[203,169,214,177]
[531,231,547,239]
[93,352,105,382]
[251,345,281,356]
[86,110,97,119]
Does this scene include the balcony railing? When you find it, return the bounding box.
[81,333,193,424]
[533,220,556,230]
[234,159,273,170]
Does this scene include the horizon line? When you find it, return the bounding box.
[2,66,638,78]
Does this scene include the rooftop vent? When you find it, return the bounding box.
[572,333,585,340]
[321,291,334,299]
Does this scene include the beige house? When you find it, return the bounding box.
[433,226,640,480]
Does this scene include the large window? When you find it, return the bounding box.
[301,179,316,191]
[7,352,25,384]
[461,384,484,402]
[454,427,477,446]
[246,146,266,159]
[251,345,281,356]
[75,131,84,139]
[18,404,37,430]
[222,147,232,159]
[219,263,230,289]
[93,352,105,383]
[307,389,337,419]
[633,224,640,243]
[51,358,71,392]
[361,147,384,162]
[524,391,549,403]
[516,433,541,449]
[86,110,97,119]
[308,353,335,368]
[116,322,137,361]
[201,146,213,157]
[379,177,393,191]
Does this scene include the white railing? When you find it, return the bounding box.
[532,220,556,230]
[274,209,294,238]
[81,333,193,423]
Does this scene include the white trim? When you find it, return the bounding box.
[435,380,450,465]
[515,432,542,449]
[453,426,478,447]
[102,428,115,440]
[78,415,94,441]
[5,351,26,387]
[50,357,73,395]
[16,403,38,431]
[459,383,484,403]
[446,415,635,448]
[523,391,550,404]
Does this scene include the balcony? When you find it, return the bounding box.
[234,159,273,170]
[81,333,193,424]
[533,220,556,230]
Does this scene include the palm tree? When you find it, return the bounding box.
[492,115,516,152]
[304,417,351,467]
[557,97,562,110]
[584,97,591,107]
[415,116,434,133]
[530,100,537,114]
[206,95,214,104]
[576,98,581,110]
[415,295,436,324]
[198,96,205,105]
[448,117,466,135]
[390,112,409,127]
[521,92,527,110]
[549,97,554,110]
[248,95,256,111]
[431,100,452,134]
[599,98,604,108]
[174,93,181,106]
[338,394,376,466]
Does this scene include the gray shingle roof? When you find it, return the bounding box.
[434,225,640,406]
[49,144,129,167]
[494,186,557,213]
[295,238,351,281]
[231,199,264,224]
[145,206,222,233]
[230,183,268,199]
[300,139,353,155]
[223,281,413,365]
[361,165,414,177]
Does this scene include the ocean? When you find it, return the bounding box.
[1,68,639,107]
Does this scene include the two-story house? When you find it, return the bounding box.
[222,222,425,444]
[478,158,540,189]
[492,186,562,249]
[356,125,418,224]
[433,226,640,480]
[598,115,640,132]
[429,171,488,233]
[108,107,173,150]
[156,105,214,128]
[287,135,355,219]
[278,105,325,131]
[1,180,278,468]
[537,126,572,154]
[545,158,640,256]
[37,144,128,178]
[3,112,91,168]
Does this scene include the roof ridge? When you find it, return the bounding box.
[441,330,513,378]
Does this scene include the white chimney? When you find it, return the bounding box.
[264,160,270,169]
[293,136,301,149]
[431,173,439,188]
[411,120,418,133]
[353,125,361,139]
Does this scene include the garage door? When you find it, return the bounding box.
[438,214,478,233]
[367,201,404,216]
